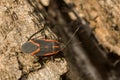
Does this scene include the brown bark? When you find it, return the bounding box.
[0,0,67,80]
[1,0,120,80]
[45,0,120,80]
[69,0,120,56]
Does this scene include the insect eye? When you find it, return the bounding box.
[21,42,38,53]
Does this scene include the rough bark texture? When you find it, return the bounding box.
[0,0,67,80]
[67,0,120,56]
[1,0,120,80]
[45,0,120,80]
[62,0,120,80]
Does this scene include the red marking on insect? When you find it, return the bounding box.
[21,39,65,56]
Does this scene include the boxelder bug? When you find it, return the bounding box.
[21,26,80,57]
[21,39,65,56]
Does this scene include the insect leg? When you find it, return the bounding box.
[33,56,45,68]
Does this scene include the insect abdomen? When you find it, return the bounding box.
[33,39,61,56]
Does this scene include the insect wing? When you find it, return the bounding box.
[33,39,62,56]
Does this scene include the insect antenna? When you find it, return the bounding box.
[63,26,80,49]
[28,27,46,41]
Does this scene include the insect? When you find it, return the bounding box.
[21,26,66,57]
[21,39,65,56]
[21,25,80,56]
[21,27,79,56]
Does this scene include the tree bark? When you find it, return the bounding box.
[1,0,120,80]
[0,0,67,80]
[45,0,120,80]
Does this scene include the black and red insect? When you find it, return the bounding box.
[21,25,79,56]
[21,39,65,56]
[21,27,66,56]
